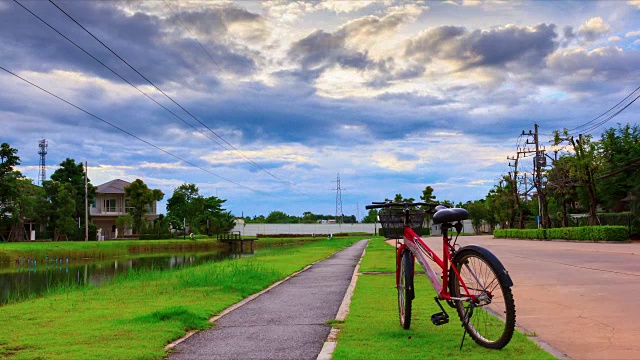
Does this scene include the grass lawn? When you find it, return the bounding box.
[332,238,555,360]
[0,236,369,359]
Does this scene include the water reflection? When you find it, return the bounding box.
[0,249,244,305]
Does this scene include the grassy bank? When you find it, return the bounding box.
[0,236,368,359]
[332,238,555,359]
[0,235,365,262]
[0,238,225,262]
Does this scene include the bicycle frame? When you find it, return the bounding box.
[396,225,477,302]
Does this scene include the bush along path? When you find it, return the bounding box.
[170,239,369,360]
[331,239,556,360]
[0,236,367,359]
[493,226,629,241]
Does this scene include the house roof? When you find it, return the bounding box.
[96,179,131,194]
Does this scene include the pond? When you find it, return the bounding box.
[0,248,246,305]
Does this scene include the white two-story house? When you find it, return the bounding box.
[90,179,159,239]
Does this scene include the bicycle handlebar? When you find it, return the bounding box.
[365,201,440,210]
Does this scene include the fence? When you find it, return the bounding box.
[231,223,378,237]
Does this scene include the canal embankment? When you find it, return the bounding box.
[0,236,367,359]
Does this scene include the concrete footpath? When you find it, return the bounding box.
[170,240,369,360]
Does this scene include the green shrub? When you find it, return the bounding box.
[139,233,175,240]
[495,226,628,241]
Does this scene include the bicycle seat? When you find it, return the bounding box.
[432,207,469,225]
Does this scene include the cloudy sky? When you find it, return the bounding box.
[2,0,640,218]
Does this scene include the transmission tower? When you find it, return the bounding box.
[333,173,344,224]
[38,139,48,186]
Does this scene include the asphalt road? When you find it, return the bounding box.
[169,239,368,360]
[420,235,640,360]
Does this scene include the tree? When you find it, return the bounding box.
[554,130,600,225]
[266,211,291,223]
[166,183,229,234]
[124,179,164,234]
[362,209,378,223]
[0,143,22,235]
[116,215,133,235]
[50,158,96,230]
[546,156,578,227]
[9,179,46,241]
[50,183,77,241]
[197,196,227,234]
[166,183,201,232]
[207,211,235,235]
[420,186,437,204]
[597,124,640,211]
[464,200,489,234]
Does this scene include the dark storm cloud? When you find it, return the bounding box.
[171,5,266,41]
[0,1,260,86]
[288,30,369,70]
[288,7,419,73]
[547,46,640,92]
[404,24,559,69]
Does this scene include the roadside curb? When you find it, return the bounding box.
[516,323,572,360]
[317,240,369,360]
[164,245,349,351]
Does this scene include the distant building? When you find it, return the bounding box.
[90,179,159,239]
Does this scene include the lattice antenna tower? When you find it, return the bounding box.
[37,139,48,186]
[333,173,344,224]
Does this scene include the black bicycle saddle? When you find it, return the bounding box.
[432,207,469,225]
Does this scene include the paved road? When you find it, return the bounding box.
[420,236,640,360]
[170,240,368,360]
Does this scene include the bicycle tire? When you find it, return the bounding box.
[449,248,515,349]
[398,248,414,330]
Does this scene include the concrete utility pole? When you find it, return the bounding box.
[522,124,549,228]
[85,161,89,241]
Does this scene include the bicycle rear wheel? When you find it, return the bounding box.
[398,249,414,329]
[449,248,515,349]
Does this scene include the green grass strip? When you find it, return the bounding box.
[332,238,555,359]
[0,236,367,359]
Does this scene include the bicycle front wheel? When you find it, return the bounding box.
[449,248,515,349]
[398,248,414,329]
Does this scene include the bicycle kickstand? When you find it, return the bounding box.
[459,302,475,350]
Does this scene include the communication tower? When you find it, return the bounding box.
[38,139,47,186]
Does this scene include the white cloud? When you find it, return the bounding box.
[316,1,377,13]
[200,144,317,166]
[466,179,494,187]
[625,30,640,38]
[629,0,640,9]
[608,36,621,42]
[578,17,610,40]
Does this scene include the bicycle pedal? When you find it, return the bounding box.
[431,312,449,326]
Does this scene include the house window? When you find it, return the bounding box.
[92,199,96,208]
[104,199,116,212]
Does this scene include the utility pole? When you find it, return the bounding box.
[85,161,89,241]
[508,151,523,229]
[522,124,549,229]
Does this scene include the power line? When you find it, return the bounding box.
[12,0,226,150]
[48,0,296,190]
[569,86,640,133]
[0,65,267,194]
[579,93,640,135]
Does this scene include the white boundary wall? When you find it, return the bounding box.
[232,223,378,236]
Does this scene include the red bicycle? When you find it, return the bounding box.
[366,201,516,349]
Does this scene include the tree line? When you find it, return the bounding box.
[0,143,234,241]
[463,124,640,233]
